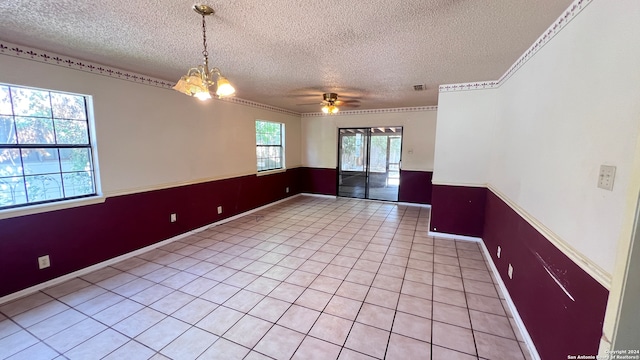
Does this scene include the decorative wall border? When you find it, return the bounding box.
[0,40,300,117]
[301,106,438,117]
[0,42,175,89]
[439,81,499,92]
[439,0,594,93]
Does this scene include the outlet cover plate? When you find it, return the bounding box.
[598,165,616,191]
[217,206,223,214]
[38,255,50,269]
[508,264,513,279]
[170,213,177,222]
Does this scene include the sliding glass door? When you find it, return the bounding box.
[337,127,403,201]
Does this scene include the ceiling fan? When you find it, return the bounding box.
[296,92,361,114]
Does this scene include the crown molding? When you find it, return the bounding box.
[301,106,438,117]
[220,97,300,116]
[440,0,594,93]
[0,40,299,117]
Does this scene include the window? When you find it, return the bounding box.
[255,120,284,172]
[0,84,97,210]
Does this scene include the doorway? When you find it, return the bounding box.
[337,127,403,201]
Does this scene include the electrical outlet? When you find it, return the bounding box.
[598,165,616,191]
[508,264,513,279]
[170,213,177,222]
[497,246,501,259]
[38,255,50,269]
[217,206,222,214]
[286,187,290,193]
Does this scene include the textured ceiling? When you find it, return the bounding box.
[0,0,573,112]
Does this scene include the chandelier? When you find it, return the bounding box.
[173,4,235,100]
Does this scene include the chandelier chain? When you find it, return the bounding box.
[201,14,209,62]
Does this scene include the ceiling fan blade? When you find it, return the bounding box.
[335,100,360,105]
[296,102,323,106]
[341,103,361,108]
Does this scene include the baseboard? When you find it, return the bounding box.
[428,231,482,242]
[0,194,302,306]
[300,193,337,199]
[398,202,431,208]
[479,240,541,360]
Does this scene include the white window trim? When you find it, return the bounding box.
[0,84,102,216]
[0,194,105,220]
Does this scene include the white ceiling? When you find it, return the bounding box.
[0,0,573,113]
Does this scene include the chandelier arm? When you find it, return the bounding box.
[208,67,222,78]
[186,67,204,76]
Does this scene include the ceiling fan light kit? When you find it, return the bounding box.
[321,92,340,114]
[173,4,235,101]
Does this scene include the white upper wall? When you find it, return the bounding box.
[302,110,437,171]
[433,0,640,276]
[433,89,497,186]
[0,54,302,198]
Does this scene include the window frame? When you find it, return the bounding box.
[255,120,285,173]
[0,83,101,214]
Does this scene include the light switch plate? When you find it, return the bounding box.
[598,165,616,191]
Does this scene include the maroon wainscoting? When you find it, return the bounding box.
[483,190,608,359]
[300,167,337,195]
[0,169,301,298]
[398,170,432,204]
[430,184,487,237]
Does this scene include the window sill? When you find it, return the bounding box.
[256,168,287,177]
[0,195,106,221]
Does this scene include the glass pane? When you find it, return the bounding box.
[0,149,23,177]
[389,137,401,163]
[51,92,86,120]
[21,148,60,175]
[370,136,388,173]
[63,171,95,197]
[341,134,364,171]
[256,146,282,171]
[11,87,52,117]
[54,119,89,144]
[25,173,63,203]
[0,116,16,144]
[15,117,55,144]
[255,121,282,146]
[0,149,28,207]
[60,148,93,172]
[0,176,27,208]
[0,86,12,115]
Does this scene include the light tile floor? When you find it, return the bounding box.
[0,196,532,360]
